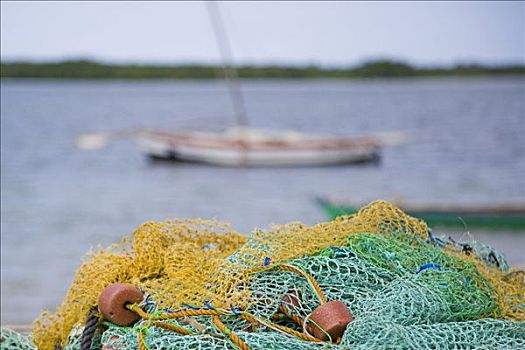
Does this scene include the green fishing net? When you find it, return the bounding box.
[0,328,34,350]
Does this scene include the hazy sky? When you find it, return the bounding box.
[1,1,524,66]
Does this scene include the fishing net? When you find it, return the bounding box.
[2,200,524,350]
[0,328,34,350]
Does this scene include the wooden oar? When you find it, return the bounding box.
[75,128,411,151]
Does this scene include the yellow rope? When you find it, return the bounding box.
[151,321,194,335]
[212,316,251,350]
[278,305,305,327]
[128,304,223,320]
[137,331,148,350]
[248,264,327,304]
[128,304,322,344]
[240,313,321,343]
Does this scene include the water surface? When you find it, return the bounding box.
[1,77,524,323]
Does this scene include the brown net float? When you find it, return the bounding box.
[97,283,143,326]
[307,300,354,342]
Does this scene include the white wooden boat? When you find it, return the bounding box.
[136,128,382,167]
[75,3,408,166]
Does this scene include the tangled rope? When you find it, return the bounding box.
[248,264,327,304]
[127,304,320,345]
[120,263,330,350]
[213,316,251,350]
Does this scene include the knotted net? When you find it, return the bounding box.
[1,201,524,350]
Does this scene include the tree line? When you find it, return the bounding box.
[1,60,523,79]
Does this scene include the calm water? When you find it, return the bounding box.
[1,77,524,323]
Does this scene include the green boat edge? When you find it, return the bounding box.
[316,198,525,230]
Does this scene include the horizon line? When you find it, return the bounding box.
[2,56,524,69]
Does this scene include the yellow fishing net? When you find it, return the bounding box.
[31,201,524,350]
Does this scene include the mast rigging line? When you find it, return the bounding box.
[206,1,250,128]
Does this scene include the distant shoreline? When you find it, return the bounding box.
[1,60,524,79]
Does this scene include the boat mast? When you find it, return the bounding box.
[206,1,250,128]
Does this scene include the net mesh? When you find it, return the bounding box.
[0,328,35,350]
[2,200,524,350]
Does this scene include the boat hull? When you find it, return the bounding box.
[317,199,525,230]
[138,130,381,167]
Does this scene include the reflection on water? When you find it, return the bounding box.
[1,77,524,323]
